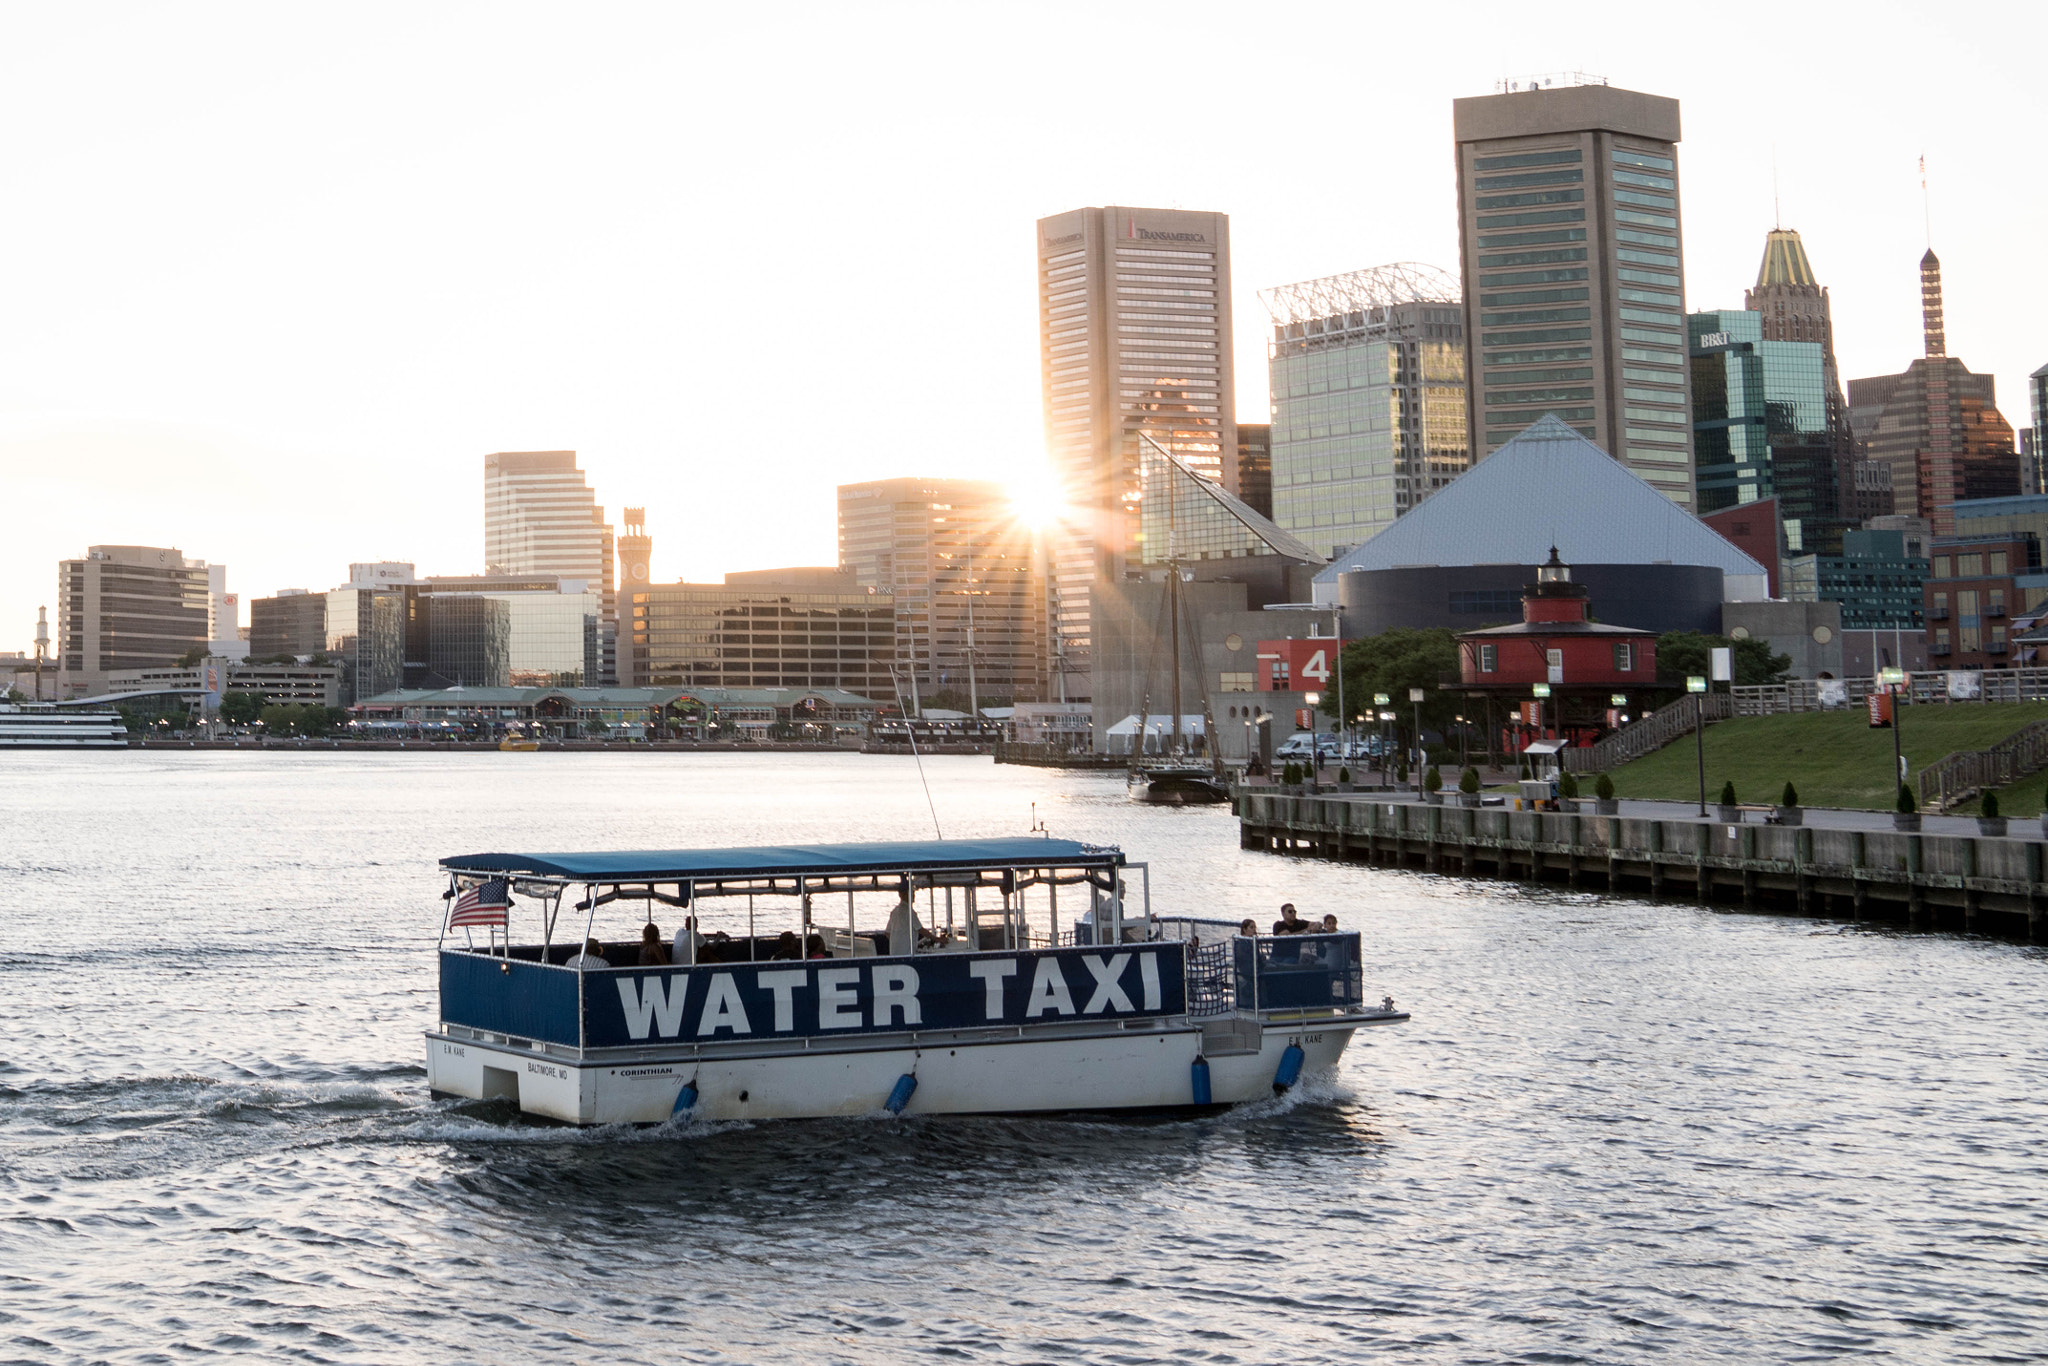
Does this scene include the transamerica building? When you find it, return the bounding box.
[1453,78,1694,508]
[1037,206,1236,701]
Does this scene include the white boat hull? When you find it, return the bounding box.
[425,1018,1378,1125]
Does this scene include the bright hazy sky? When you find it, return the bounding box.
[3,2,2043,652]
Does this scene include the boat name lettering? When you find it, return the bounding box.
[440,1043,465,1057]
[589,947,1187,1047]
[617,1066,675,1078]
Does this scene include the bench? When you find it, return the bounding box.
[1723,803,1787,825]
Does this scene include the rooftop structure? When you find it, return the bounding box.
[1263,263,1468,558]
[1315,415,1765,593]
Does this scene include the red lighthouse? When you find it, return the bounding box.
[1456,549,1655,743]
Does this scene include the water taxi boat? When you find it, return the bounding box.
[0,703,128,749]
[424,837,1406,1124]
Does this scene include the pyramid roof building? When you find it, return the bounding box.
[1312,416,1769,598]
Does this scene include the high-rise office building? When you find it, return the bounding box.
[1263,263,1468,559]
[1847,251,2018,536]
[55,545,212,697]
[2027,362,2048,496]
[324,584,406,705]
[1036,205,1237,699]
[1744,228,1860,535]
[249,589,328,660]
[483,450,619,683]
[628,575,896,695]
[1688,310,1843,553]
[424,595,512,687]
[1453,78,1694,507]
[1234,423,1272,519]
[415,575,600,686]
[838,477,1045,706]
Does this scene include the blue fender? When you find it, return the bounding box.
[671,1081,699,1116]
[885,1073,918,1115]
[1190,1057,1212,1106]
[1272,1044,1305,1093]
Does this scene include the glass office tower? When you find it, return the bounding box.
[1690,309,1841,550]
[1263,265,1468,560]
[1453,79,1693,508]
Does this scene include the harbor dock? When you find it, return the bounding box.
[1237,791,2048,941]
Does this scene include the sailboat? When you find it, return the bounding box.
[1127,438,1228,806]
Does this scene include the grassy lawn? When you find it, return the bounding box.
[1603,700,2048,812]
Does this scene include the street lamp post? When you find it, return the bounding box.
[1880,666,1908,805]
[1409,686,1425,793]
[1687,674,1708,816]
[1373,692,1391,779]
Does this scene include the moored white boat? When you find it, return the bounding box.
[0,704,128,749]
[424,837,1405,1124]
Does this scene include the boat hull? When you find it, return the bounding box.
[425,1016,1384,1124]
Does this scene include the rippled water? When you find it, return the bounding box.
[3,751,2045,1363]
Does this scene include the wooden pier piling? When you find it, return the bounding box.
[1236,792,2048,942]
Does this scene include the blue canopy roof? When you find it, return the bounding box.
[441,837,1122,883]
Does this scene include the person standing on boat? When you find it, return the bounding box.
[887,896,923,957]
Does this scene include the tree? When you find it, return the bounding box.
[259,702,298,734]
[219,691,263,726]
[1655,631,1791,688]
[297,704,332,738]
[1324,627,1461,734]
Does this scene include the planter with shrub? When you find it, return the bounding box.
[1894,783,1921,832]
[1978,790,2008,837]
[1423,766,1443,804]
[1594,772,1618,816]
[1557,770,1581,812]
[1776,781,1803,827]
[1459,766,1482,808]
[1716,780,1740,824]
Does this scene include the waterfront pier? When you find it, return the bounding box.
[1238,792,2048,941]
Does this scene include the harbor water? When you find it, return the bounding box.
[2,751,2044,1363]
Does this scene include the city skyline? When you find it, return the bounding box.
[0,5,2041,653]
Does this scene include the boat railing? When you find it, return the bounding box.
[1185,942,1235,1016]
[1233,933,1365,1014]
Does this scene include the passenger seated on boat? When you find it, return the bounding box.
[770,930,801,960]
[672,917,703,966]
[1321,914,1339,932]
[566,938,610,969]
[638,924,671,967]
[887,898,924,957]
[805,934,827,959]
[1238,918,1258,938]
[1272,903,1309,935]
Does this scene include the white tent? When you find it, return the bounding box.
[1103,714,1208,755]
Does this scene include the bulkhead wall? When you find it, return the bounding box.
[1335,563,1723,636]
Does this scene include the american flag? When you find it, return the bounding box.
[450,878,509,928]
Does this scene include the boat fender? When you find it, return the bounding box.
[885,1072,918,1115]
[671,1081,699,1117]
[1272,1044,1305,1094]
[1190,1057,1212,1106]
